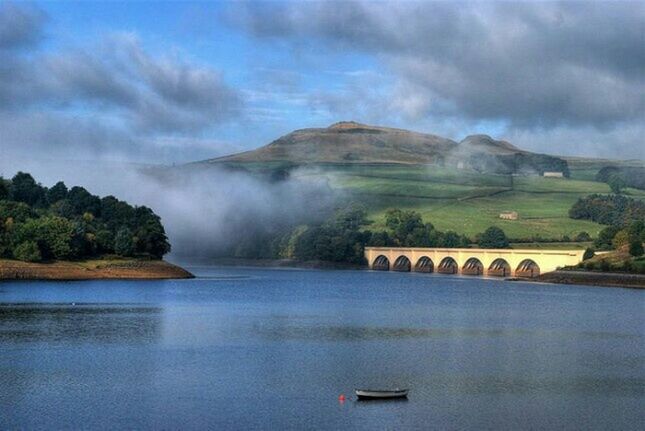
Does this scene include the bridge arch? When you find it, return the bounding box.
[462,257,484,276]
[488,258,511,277]
[372,255,390,271]
[438,257,458,274]
[516,259,540,278]
[415,256,434,273]
[393,255,411,272]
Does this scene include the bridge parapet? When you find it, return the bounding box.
[364,247,585,278]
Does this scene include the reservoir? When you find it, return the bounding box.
[1,266,643,430]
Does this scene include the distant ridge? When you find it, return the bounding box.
[206,121,570,175]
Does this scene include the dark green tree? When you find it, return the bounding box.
[575,231,591,242]
[607,174,625,194]
[46,181,68,204]
[629,240,644,257]
[369,231,393,247]
[0,201,34,223]
[11,172,46,207]
[594,225,621,250]
[95,229,114,254]
[67,186,101,216]
[477,226,510,248]
[439,231,463,248]
[0,176,9,200]
[115,227,135,257]
[384,209,435,246]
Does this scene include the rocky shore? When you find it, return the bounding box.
[0,259,194,281]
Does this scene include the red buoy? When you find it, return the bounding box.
[338,394,346,402]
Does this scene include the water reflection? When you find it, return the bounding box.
[0,304,162,343]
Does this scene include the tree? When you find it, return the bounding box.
[607,174,625,194]
[477,226,510,249]
[16,216,74,260]
[46,181,68,204]
[629,240,644,257]
[50,199,75,219]
[14,241,42,262]
[11,172,46,207]
[0,201,34,223]
[575,231,591,242]
[132,207,170,258]
[114,227,135,257]
[67,186,101,216]
[384,209,433,246]
[627,220,645,243]
[95,229,114,254]
[369,231,393,247]
[612,229,630,250]
[440,231,466,248]
[594,225,621,250]
[583,248,595,260]
[0,176,9,200]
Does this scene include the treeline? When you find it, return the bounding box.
[569,194,645,226]
[568,193,644,259]
[596,166,645,191]
[232,207,511,265]
[0,172,170,262]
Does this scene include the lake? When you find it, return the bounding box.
[1,266,643,430]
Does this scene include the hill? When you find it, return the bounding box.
[193,122,644,242]
[213,121,456,164]
[209,121,569,176]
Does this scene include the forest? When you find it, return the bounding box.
[0,172,170,262]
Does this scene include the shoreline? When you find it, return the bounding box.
[182,257,644,289]
[532,270,645,289]
[0,259,194,281]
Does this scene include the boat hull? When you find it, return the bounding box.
[355,389,408,399]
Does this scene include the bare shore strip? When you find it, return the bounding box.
[0,259,194,281]
[534,270,645,289]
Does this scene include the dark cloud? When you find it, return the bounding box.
[0,4,242,161]
[0,2,45,49]
[233,1,645,129]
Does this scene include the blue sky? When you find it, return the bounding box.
[1,1,643,163]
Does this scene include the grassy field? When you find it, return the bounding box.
[225,161,644,241]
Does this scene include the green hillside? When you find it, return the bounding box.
[221,162,644,241]
[296,164,645,239]
[197,122,644,243]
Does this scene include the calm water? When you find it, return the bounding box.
[1,266,643,430]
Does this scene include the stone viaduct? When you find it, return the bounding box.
[364,247,586,278]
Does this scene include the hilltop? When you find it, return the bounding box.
[207,121,569,176]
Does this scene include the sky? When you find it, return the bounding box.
[0,0,643,164]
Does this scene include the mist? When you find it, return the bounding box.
[0,158,337,259]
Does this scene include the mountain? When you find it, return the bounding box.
[206,121,569,176]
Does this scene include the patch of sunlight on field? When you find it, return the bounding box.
[512,176,609,193]
[366,191,604,239]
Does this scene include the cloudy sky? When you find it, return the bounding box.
[0,1,643,164]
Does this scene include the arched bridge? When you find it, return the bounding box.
[365,247,585,278]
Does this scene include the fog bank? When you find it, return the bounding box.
[0,158,336,257]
